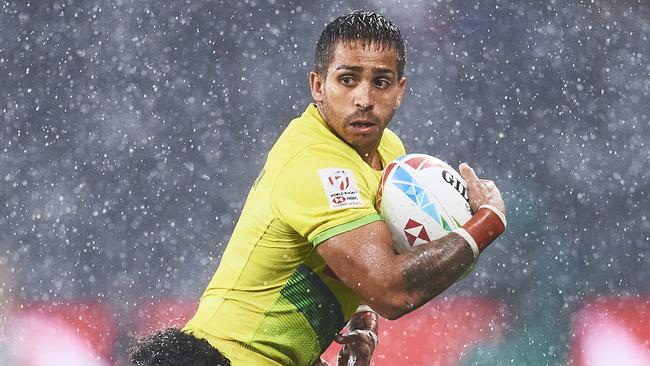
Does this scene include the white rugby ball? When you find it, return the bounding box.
[377,154,472,254]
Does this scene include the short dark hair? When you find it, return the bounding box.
[315,10,406,78]
[129,328,231,366]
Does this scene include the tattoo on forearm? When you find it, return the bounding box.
[401,234,474,308]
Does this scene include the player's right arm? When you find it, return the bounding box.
[317,163,506,320]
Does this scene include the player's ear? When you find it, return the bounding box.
[395,76,407,109]
[310,71,325,102]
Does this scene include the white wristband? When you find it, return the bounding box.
[354,304,375,314]
[453,228,479,259]
[478,204,507,228]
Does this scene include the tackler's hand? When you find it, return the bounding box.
[335,329,377,366]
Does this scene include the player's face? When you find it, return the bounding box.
[310,40,407,157]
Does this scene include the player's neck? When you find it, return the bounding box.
[358,149,383,170]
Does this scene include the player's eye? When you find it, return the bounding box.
[340,76,357,86]
[374,79,392,88]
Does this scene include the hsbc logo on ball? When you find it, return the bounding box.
[403,218,431,246]
[319,168,363,210]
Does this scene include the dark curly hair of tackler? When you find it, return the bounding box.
[129,328,231,366]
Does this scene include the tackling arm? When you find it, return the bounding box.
[334,308,379,366]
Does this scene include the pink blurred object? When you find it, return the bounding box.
[3,301,116,366]
[570,297,650,365]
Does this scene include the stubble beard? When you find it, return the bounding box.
[317,98,392,155]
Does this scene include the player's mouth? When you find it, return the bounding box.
[349,119,379,133]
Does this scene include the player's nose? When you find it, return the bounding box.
[353,82,374,110]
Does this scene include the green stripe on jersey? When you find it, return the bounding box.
[312,213,382,245]
[287,265,343,350]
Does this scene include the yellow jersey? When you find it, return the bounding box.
[184,104,405,365]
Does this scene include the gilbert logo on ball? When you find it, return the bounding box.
[377,154,472,254]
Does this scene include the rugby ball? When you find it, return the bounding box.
[377,154,472,254]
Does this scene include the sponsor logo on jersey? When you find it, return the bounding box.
[319,168,363,210]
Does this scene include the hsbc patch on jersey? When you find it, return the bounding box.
[318,168,364,210]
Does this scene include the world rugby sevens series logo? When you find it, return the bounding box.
[328,171,350,191]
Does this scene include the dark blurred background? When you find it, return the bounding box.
[1,0,648,364]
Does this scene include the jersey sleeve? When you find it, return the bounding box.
[271,144,381,246]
